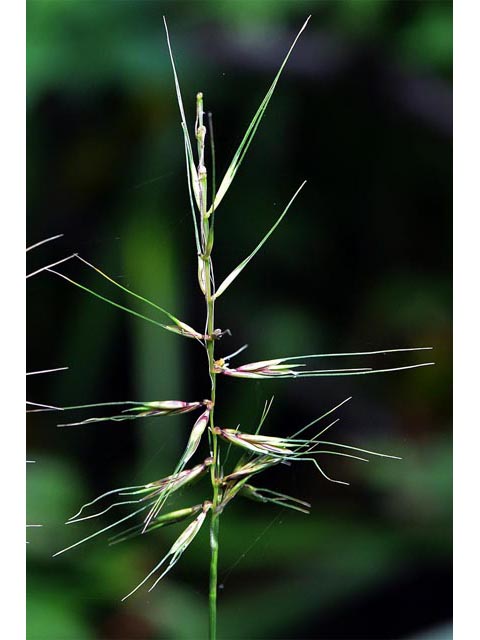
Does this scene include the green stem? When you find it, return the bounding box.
[197,91,220,640]
[209,508,220,638]
[206,267,220,640]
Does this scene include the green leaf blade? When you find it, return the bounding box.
[213,181,306,299]
[208,16,311,214]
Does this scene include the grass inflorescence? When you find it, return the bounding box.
[41,15,434,640]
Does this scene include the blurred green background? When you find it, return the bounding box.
[26,1,451,639]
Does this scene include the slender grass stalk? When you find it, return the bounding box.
[194,88,221,638]
[44,16,435,640]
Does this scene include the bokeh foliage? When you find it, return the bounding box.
[27,1,451,638]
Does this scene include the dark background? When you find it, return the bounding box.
[26,1,452,639]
